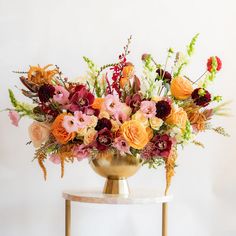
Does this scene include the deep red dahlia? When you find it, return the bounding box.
[207,56,222,72]
[191,88,211,107]
[38,84,55,103]
[156,69,172,84]
[155,100,171,119]
[95,128,113,151]
[95,118,112,131]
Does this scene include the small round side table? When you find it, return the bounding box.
[63,191,172,236]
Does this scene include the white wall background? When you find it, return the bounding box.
[0,0,235,235]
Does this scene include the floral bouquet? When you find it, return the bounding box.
[6,35,229,194]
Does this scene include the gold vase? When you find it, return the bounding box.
[90,149,142,195]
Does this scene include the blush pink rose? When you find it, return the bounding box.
[8,110,20,127]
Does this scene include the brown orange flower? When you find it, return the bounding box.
[120,63,134,89]
[146,127,154,141]
[170,76,193,100]
[51,114,76,144]
[92,98,105,110]
[28,64,58,85]
[166,107,188,130]
[121,120,149,149]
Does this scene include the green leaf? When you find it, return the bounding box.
[187,33,199,57]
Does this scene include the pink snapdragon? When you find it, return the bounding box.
[8,110,20,127]
[53,86,70,105]
[140,101,156,118]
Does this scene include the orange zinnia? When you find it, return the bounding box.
[51,114,76,144]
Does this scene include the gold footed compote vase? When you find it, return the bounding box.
[90,149,142,195]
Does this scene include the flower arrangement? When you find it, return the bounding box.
[6,35,229,194]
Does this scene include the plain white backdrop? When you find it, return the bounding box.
[0,0,236,235]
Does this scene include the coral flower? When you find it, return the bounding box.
[92,98,105,110]
[120,63,134,89]
[121,120,149,150]
[8,110,20,127]
[170,76,193,100]
[140,100,156,118]
[51,114,76,144]
[166,106,188,130]
[53,86,70,105]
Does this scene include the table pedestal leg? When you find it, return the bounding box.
[162,203,168,236]
[65,200,71,236]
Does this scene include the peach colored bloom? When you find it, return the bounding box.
[149,117,163,130]
[170,76,193,100]
[92,98,105,110]
[132,110,149,127]
[84,128,97,145]
[121,120,149,149]
[28,121,51,148]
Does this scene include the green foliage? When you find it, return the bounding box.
[182,121,192,141]
[187,33,199,56]
[8,89,36,118]
[143,158,165,169]
[173,62,187,77]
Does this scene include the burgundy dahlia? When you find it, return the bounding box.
[38,84,55,103]
[69,85,95,112]
[156,69,172,84]
[125,93,142,112]
[191,88,211,107]
[95,128,113,151]
[155,100,171,119]
[95,118,112,131]
[152,134,172,158]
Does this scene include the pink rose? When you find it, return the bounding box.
[28,122,51,148]
[8,110,20,127]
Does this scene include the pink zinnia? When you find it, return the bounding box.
[140,101,156,118]
[8,110,20,127]
[73,144,89,161]
[113,136,131,156]
[49,153,61,164]
[74,111,91,128]
[62,115,79,133]
[53,86,70,105]
[103,94,121,115]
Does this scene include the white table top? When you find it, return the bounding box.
[63,190,172,205]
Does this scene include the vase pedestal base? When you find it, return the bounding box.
[103,178,130,195]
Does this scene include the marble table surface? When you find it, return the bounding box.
[63,190,173,205]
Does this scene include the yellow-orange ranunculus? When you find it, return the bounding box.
[146,127,154,141]
[166,107,188,130]
[170,76,193,100]
[121,120,149,149]
[92,98,105,110]
[119,63,134,89]
[28,64,58,85]
[51,114,76,144]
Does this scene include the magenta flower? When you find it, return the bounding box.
[73,144,89,161]
[113,136,131,155]
[49,154,61,164]
[140,100,156,118]
[8,110,20,127]
[74,111,91,128]
[69,85,95,112]
[53,85,70,105]
[62,115,79,133]
[103,94,121,115]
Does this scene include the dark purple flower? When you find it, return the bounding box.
[69,85,95,112]
[191,88,211,107]
[38,84,55,103]
[95,118,112,131]
[125,93,142,112]
[95,128,113,151]
[156,69,172,84]
[155,100,171,119]
[152,134,172,158]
